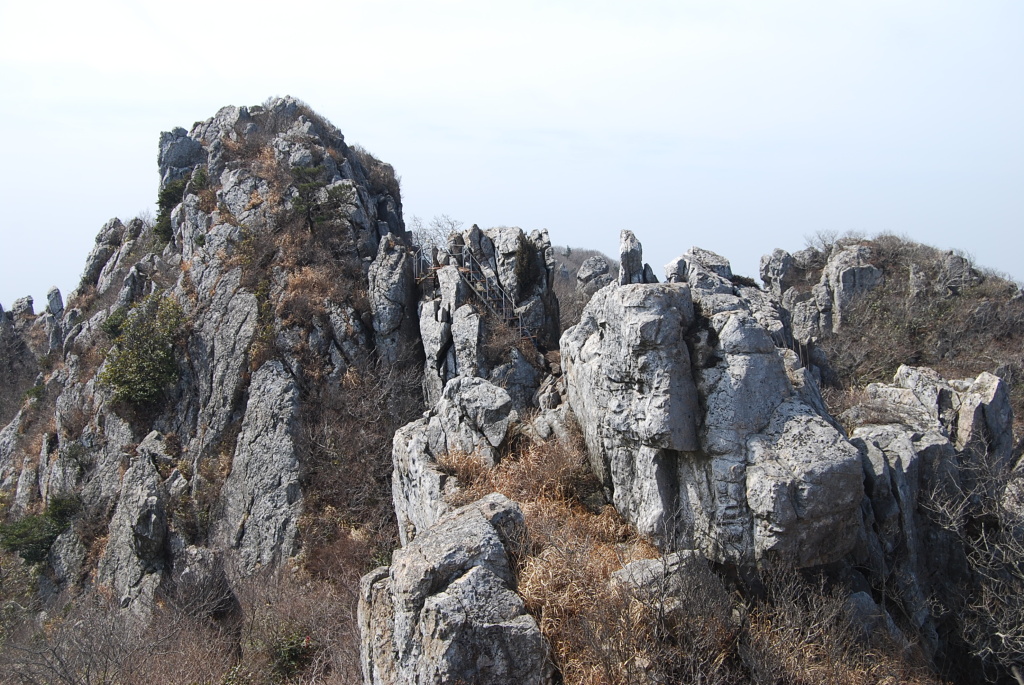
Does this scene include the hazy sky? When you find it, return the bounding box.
[1,0,1021,310]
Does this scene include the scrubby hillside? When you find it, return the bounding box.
[761,233,1024,439]
[0,97,423,682]
[550,245,617,330]
[0,99,1021,685]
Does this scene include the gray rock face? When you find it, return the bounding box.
[46,287,64,316]
[577,254,615,297]
[11,296,33,319]
[159,127,206,184]
[78,219,126,293]
[823,245,883,329]
[215,361,301,572]
[561,283,700,542]
[176,268,260,462]
[761,242,882,343]
[0,412,24,490]
[0,98,429,654]
[392,377,518,545]
[369,234,418,365]
[577,255,609,286]
[0,310,38,426]
[562,242,863,567]
[360,494,550,685]
[687,247,733,280]
[418,225,559,409]
[840,365,1015,656]
[746,399,863,566]
[618,230,646,285]
[96,455,167,609]
[611,550,732,631]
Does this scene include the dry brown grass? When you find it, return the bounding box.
[437,429,601,508]
[814,233,1024,434]
[436,418,945,684]
[743,568,939,685]
[276,265,336,326]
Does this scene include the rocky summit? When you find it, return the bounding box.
[0,98,1021,684]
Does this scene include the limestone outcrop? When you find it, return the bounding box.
[369,234,419,365]
[417,225,559,408]
[95,453,167,611]
[215,361,301,573]
[562,244,863,567]
[1,97,1021,684]
[0,96,412,616]
[760,241,883,343]
[392,376,518,546]
[360,494,550,685]
[840,365,1015,655]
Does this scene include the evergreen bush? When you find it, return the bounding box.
[99,293,186,406]
[0,495,80,564]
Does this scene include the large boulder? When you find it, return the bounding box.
[392,377,518,545]
[359,494,550,685]
[563,240,864,567]
[561,283,700,542]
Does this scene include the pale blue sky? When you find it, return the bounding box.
[1,0,1021,309]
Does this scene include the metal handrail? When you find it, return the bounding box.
[413,243,536,344]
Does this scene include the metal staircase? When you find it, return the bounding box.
[414,244,537,345]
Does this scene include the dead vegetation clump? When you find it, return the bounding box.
[0,560,365,684]
[297,355,423,578]
[437,419,942,684]
[349,144,402,201]
[742,567,938,685]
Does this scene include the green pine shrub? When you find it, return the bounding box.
[154,177,188,245]
[99,293,186,406]
[0,495,80,564]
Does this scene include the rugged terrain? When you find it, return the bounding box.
[1,99,1021,684]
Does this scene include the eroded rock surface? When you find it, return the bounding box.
[360,494,550,685]
[418,225,559,408]
[392,377,518,545]
[562,243,864,567]
[216,361,301,572]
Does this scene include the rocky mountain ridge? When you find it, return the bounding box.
[0,99,1021,684]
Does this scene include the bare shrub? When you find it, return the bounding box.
[409,214,463,250]
[349,144,401,201]
[552,272,589,331]
[516,500,660,684]
[742,567,937,685]
[228,568,362,684]
[297,355,423,573]
[0,589,238,685]
[815,233,1024,432]
[438,416,939,683]
[549,244,617,330]
[924,450,1024,683]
